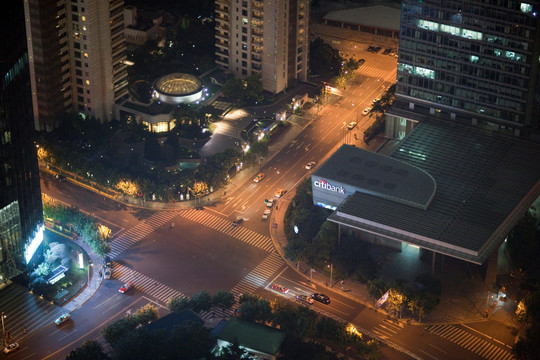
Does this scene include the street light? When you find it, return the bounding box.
[88,263,93,288]
[1,312,6,346]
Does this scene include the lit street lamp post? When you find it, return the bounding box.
[1,312,6,346]
[88,263,93,288]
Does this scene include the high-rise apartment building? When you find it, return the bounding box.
[215,0,309,94]
[25,0,129,131]
[1,1,44,280]
[386,0,540,138]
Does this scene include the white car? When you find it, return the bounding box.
[55,313,71,325]
[362,107,372,115]
[305,161,316,170]
[262,209,271,220]
[104,267,112,280]
[3,343,19,354]
[372,98,380,104]
[347,122,357,130]
[266,199,275,208]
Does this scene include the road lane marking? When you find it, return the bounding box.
[428,343,448,354]
[419,349,439,360]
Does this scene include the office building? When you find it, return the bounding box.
[386,0,540,139]
[215,0,310,94]
[25,0,129,131]
[0,1,45,281]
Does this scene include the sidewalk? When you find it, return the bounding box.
[62,236,104,313]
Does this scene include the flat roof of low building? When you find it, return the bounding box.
[326,121,540,264]
[313,145,436,210]
[323,5,401,31]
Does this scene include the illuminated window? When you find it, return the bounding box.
[81,16,86,21]
[470,55,479,63]
[85,79,90,85]
[83,52,88,58]
[520,3,533,13]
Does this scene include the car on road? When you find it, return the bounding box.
[265,198,275,208]
[3,343,19,354]
[104,267,112,280]
[347,122,357,130]
[275,189,287,198]
[271,284,289,293]
[305,161,317,170]
[372,98,380,104]
[119,281,134,294]
[295,295,314,305]
[103,255,112,267]
[262,209,271,220]
[55,174,66,182]
[362,107,372,116]
[55,313,71,325]
[253,173,265,183]
[312,293,331,304]
[232,218,244,226]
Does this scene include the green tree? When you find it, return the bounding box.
[135,304,159,324]
[167,296,191,313]
[356,339,381,360]
[243,75,264,105]
[238,298,271,323]
[190,291,212,312]
[221,77,245,102]
[309,37,342,77]
[144,137,161,163]
[65,340,110,360]
[213,290,236,316]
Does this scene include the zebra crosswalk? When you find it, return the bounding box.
[357,66,396,82]
[199,252,286,320]
[179,209,275,252]
[109,211,178,258]
[372,318,404,340]
[113,262,186,304]
[425,324,513,360]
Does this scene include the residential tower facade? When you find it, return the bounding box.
[215,0,310,94]
[25,0,129,131]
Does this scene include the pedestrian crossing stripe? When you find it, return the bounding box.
[109,211,178,258]
[114,262,187,304]
[179,209,275,252]
[425,324,513,360]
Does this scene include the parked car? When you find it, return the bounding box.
[362,107,372,116]
[253,173,265,183]
[372,98,380,104]
[55,313,71,325]
[275,189,287,198]
[347,122,357,130]
[232,218,244,226]
[271,284,289,293]
[3,343,19,354]
[296,295,314,305]
[262,209,271,220]
[358,58,365,65]
[312,293,331,304]
[104,267,112,280]
[119,282,134,294]
[305,161,317,170]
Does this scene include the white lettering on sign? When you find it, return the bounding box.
[314,179,345,194]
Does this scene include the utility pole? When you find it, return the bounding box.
[1,312,6,346]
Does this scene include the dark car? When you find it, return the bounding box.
[312,293,331,304]
[103,256,112,267]
[232,218,243,226]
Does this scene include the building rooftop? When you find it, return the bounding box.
[314,145,436,210]
[323,5,401,31]
[214,318,286,356]
[327,121,540,264]
[145,309,203,334]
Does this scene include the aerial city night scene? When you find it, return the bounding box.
[1,0,540,359]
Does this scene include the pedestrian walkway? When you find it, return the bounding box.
[112,262,187,304]
[109,211,177,258]
[179,209,275,252]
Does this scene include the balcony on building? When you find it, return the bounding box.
[216,40,229,50]
[216,6,228,16]
[216,32,228,42]
[252,11,263,20]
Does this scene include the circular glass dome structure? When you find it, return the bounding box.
[153,73,204,105]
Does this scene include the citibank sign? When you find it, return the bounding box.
[314,179,345,194]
